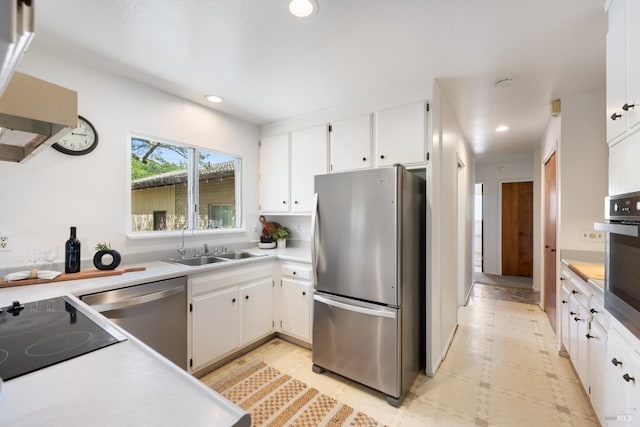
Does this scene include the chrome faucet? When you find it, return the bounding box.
[203,243,209,255]
[177,226,188,259]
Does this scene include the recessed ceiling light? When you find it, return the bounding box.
[205,95,224,103]
[496,125,509,132]
[289,0,317,17]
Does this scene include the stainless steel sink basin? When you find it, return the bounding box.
[165,256,229,266]
[216,251,262,260]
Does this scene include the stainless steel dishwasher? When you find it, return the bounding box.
[81,276,187,369]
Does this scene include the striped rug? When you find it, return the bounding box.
[212,360,385,427]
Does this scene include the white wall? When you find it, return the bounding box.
[426,82,474,376]
[474,159,534,276]
[538,89,607,343]
[0,48,260,268]
[558,89,608,252]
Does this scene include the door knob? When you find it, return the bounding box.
[611,112,622,120]
[622,103,635,111]
[612,358,622,367]
[570,311,576,315]
[590,308,598,314]
[623,373,635,383]
[573,316,581,322]
[232,298,236,303]
[586,334,594,339]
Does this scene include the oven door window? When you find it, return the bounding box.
[610,233,640,311]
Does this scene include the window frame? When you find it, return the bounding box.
[127,133,244,238]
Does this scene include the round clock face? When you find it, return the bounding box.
[52,115,98,156]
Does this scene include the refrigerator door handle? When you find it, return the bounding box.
[310,192,319,287]
[314,294,397,319]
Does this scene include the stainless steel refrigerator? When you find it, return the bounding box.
[311,165,424,407]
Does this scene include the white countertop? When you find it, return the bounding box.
[0,245,311,426]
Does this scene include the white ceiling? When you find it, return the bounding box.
[31,0,607,164]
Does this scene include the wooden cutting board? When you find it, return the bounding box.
[0,267,146,288]
[568,263,605,282]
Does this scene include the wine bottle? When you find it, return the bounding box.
[65,226,81,273]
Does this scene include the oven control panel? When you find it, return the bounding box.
[608,191,640,221]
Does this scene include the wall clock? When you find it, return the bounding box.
[52,115,98,156]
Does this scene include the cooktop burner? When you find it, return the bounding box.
[0,296,126,381]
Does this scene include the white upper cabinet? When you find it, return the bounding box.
[374,101,427,167]
[606,0,640,145]
[260,126,327,214]
[290,125,328,212]
[259,133,290,213]
[329,114,372,172]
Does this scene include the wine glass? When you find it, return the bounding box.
[26,248,42,270]
[44,247,59,271]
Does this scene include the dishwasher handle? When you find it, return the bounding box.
[85,284,185,313]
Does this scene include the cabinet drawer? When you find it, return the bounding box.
[282,264,312,281]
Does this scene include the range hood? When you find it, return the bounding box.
[0,72,77,163]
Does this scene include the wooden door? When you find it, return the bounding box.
[544,153,557,331]
[501,181,533,277]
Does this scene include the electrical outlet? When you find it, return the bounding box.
[0,232,12,251]
[581,230,604,242]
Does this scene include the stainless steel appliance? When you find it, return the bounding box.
[81,276,187,369]
[595,191,640,339]
[0,296,126,381]
[311,165,424,407]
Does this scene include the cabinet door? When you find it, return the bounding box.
[627,0,640,131]
[330,114,372,172]
[280,278,311,342]
[260,133,290,213]
[568,295,580,364]
[374,101,426,167]
[605,329,631,425]
[607,0,627,143]
[191,287,238,370]
[291,125,328,212]
[575,304,591,391]
[560,285,571,353]
[588,320,607,425]
[626,349,640,426]
[239,278,274,345]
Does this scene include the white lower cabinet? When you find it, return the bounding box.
[277,261,313,344]
[240,279,274,345]
[560,265,609,425]
[188,262,274,373]
[191,287,239,371]
[588,319,607,423]
[280,278,311,341]
[605,327,640,426]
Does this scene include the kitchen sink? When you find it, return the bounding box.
[216,251,264,260]
[164,251,265,266]
[165,256,230,266]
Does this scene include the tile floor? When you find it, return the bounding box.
[201,287,598,426]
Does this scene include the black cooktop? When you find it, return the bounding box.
[0,296,125,381]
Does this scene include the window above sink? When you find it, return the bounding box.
[128,134,243,237]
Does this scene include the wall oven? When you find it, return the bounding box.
[595,191,640,339]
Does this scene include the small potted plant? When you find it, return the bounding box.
[272,226,290,249]
[93,242,122,270]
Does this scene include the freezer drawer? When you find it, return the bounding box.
[312,293,400,398]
